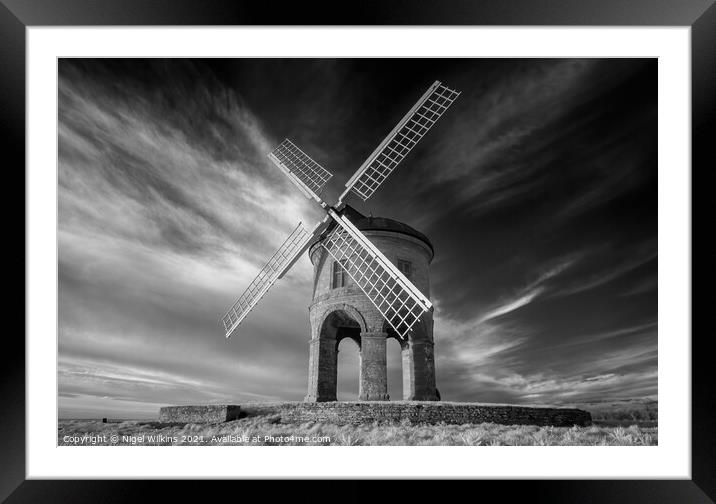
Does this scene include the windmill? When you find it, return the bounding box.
[221,80,460,341]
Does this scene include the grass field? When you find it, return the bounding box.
[59,399,658,446]
[58,416,657,446]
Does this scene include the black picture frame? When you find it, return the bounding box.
[4,0,712,501]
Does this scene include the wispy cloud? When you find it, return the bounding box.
[402,59,652,227]
[472,368,657,403]
[552,243,657,298]
[433,295,656,404]
[477,255,578,323]
[58,60,323,417]
[619,276,658,297]
[478,289,545,323]
[551,322,657,350]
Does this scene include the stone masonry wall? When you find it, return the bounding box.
[159,405,241,423]
[238,401,592,427]
[310,231,433,303]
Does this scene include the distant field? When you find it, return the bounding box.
[570,398,658,425]
[58,416,657,446]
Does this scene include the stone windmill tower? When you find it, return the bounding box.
[221,81,459,402]
[306,205,437,402]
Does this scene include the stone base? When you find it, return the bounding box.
[158,405,242,423]
[159,402,591,427]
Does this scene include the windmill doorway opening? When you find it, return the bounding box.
[319,309,363,402]
[386,324,407,401]
[336,327,361,400]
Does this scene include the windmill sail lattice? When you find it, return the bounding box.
[268,139,333,203]
[222,222,314,337]
[321,210,432,338]
[342,81,460,202]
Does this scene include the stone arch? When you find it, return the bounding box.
[382,319,409,350]
[380,320,405,401]
[305,304,366,402]
[383,314,430,343]
[321,309,362,351]
[382,315,437,401]
[317,303,367,336]
[382,320,407,400]
[335,330,361,401]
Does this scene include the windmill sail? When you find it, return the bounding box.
[322,210,432,339]
[221,222,315,338]
[268,138,333,204]
[340,81,460,203]
[222,79,459,340]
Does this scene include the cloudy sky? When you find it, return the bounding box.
[58,58,657,419]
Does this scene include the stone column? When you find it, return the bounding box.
[406,340,438,401]
[359,332,389,401]
[401,344,414,400]
[305,336,337,402]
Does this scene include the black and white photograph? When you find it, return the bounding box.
[56,57,659,447]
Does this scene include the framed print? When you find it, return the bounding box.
[5,0,713,500]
